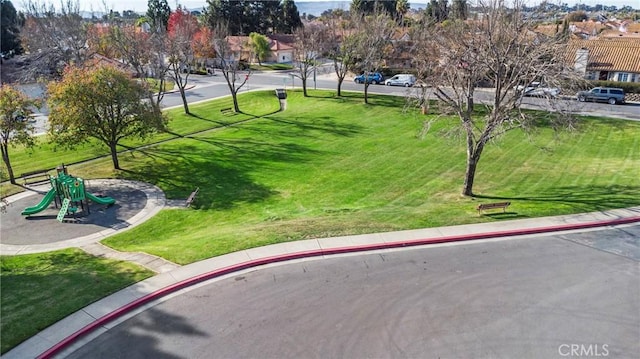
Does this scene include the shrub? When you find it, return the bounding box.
[587,80,640,94]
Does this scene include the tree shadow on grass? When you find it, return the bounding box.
[474,184,640,212]
[123,141,315,210]
[261,116,365,138]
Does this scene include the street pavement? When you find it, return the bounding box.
[1,178,638,358]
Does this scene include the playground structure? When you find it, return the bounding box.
[21,165,115,221]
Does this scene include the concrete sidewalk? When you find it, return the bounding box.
[4,205,639,359]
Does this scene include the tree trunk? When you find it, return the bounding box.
[179,87,190,115]
[462,157,477,196]
[109,143,120,170]
[232,91,240,113]
[337,77,343,97]
[364,83,369,104]
[462,140,486,197]
[1,143,16,184]
[302,78,308,97]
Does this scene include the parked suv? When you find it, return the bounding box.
[576,87,626,105]
[354,72,383,84]
[385,74,416,87]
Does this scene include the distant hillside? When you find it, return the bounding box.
[297,1,429,16]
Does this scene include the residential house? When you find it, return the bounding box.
[566,38,640,83]
[266,34,295,63]
[224,35,295,64]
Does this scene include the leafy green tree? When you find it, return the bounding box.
[280,0,303,33]
[47,65,167,170]
[147,0,171,33]
[426,0,448,22]
[450,0,467,20]
[1,0,23,55]
[395,0,410,24]
[204,0,249,35]
[0,85,41,184]
[249,32,271,65]
[351,0,398,17]
[205,0,301,35]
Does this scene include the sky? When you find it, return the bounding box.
[15,0,639,14]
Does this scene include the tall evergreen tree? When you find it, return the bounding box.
[426,0,448,22]
[0,0,23,55]
[147,0,171,33]
[451,0,468,20]
[280,0,303,34]
[205,0,301,35]
[351,0,398,17]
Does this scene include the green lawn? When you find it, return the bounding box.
[1,89,639,354]
[95,90,638,264]
[0,249,153,354]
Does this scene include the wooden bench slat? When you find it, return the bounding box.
[476,201,510,214]
[21,170,51,185]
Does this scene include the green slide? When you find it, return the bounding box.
[21,189,57,216]
[86,192,116,205]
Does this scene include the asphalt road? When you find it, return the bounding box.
[22,69,639,136]
[66,225,639,359]
[164,70,640,120]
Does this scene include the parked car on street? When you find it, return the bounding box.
[576,87,626,105]
[354,72,383,84]
[514,82,560,97]
[384,74,416,87]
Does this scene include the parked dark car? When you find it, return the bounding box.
[576,87,626,105]
[354,72,383,84]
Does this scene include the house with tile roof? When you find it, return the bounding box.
[224,34,296,64]
[566,38,640,83]
[266,34,295,63]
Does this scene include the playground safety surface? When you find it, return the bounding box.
[1,180,150,245]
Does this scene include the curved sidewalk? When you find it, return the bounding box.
[3,205,639,359]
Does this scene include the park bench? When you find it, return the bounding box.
[476,201,511,214]
[185,187,200,207]
[21,169,51,185]
[220,107,235,115]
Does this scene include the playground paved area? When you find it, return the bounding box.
[0,179,165,252]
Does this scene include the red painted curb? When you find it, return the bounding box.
[37,215,640,358]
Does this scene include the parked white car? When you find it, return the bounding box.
[515,82,560,97]
[385,74,416,87]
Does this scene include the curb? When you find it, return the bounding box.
[37,215,640,359]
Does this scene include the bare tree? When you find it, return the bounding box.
[147,31,171,109]
[324,12,358,97]
[19,0,91,81]
[416,0,585,196]
[292,24,329,97]
[166,6,199,115]
[353,11,395,104]
[210,23,251,113]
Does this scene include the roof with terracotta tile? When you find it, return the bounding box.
[565,38,640,73]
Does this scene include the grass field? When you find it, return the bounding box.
[1,89,639,353]
[0,249,153,354]
[80,90,640,263]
